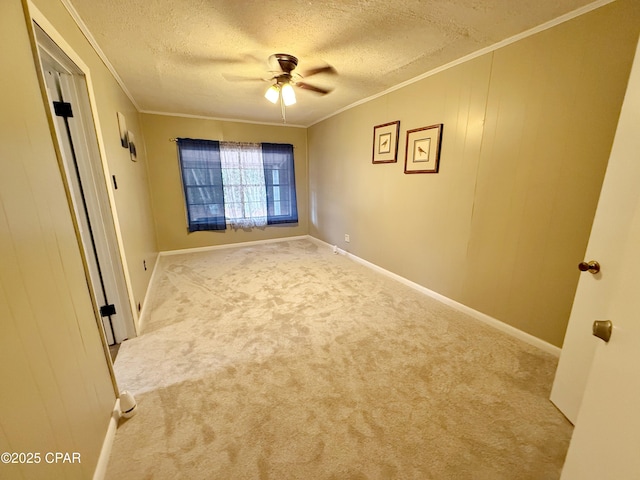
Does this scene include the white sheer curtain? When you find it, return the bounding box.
[219,142,268,228]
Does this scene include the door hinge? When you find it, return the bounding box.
[100,304,116,317]
[53,101,73,118]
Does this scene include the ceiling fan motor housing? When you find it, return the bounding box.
[274,53,298,73]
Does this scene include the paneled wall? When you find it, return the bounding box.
[0,1,115,478]
[141,113,309,252]
[308,0,640,347]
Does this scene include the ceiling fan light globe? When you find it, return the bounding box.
[281,83,296,106]
[265,85,279,104]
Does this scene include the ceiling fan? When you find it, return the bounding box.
[224,53,336,121]
[262,53,336,106]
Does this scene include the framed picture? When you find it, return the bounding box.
[372,121,400,164]
[404,123,443,174]
[117,112,129,148]
[128,131,137,161]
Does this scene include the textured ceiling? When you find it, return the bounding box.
[66,0,604,126]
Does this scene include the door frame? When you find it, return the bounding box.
[27,6,138,357]
[39,44,135,345]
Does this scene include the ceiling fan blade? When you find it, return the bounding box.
[296,82,333,95]
[301,65,337,77]
[179,52,265,68]
[222,73,269,82]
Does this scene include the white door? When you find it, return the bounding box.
[36,25,135,345]
[559,38,640,478]
[550,38,640,425]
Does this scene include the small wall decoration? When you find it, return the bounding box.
[117,112,129,148]
[372,120,400,164]
[128,131,137,161]
[404,123,443,174]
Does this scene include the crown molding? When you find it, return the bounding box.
[309,0,616,127]
[58,0,140,110]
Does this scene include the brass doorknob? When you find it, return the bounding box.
[593,320,612,342]
[579,260,600,274]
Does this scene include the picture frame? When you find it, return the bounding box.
[128,131,137,161]
[117,112,129,148]
[372,120,400,164]
[404,123,443,174]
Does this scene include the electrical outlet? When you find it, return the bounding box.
[345,234,350,243]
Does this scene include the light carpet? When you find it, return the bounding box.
[106,239,572,479]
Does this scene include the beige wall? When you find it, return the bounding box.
[1,4,636,478]
[0,1,116,478]
[308,0,640,347]
[31,0,159,324]
[141,114,308,251]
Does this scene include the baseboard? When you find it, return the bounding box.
[136,253,162,334]
[92,398,121,480]
[160,235,310,256]
[308,236,561,357]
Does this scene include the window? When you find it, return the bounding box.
[177,139,226,231]
[262,143,298,225]
[220,142,268,228]
[177,138,298,231]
